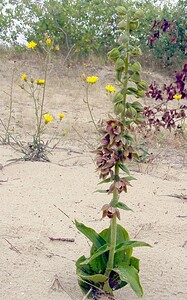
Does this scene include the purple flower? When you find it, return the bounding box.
[108,178,131,194]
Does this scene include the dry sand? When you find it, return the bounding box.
[0,56,187,300]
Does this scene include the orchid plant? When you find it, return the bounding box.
[75,6,151,300]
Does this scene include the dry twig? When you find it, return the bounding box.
[4,238,21,254]
[49,237,75,242]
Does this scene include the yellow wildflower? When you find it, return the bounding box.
[55,45,60,51]
[173,94,182,100]
[21,74,27,81]
[58,113,65,120]
[27,41,37,49]
[86,76,99,84]
[106,84,116,93]
[35,79,45,85]
[46,38,51,45]
[44,114,53,124]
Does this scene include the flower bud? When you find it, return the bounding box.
[130,62,142,73]
[137,90,145,98]
[118,20,127,30]
[137,80,149,91]
[116,6,127,15]
[108,48,120,61]
[118,33,129,45]
[126,107,137,119]
[113,92,123,104]
[130,72,141,83]
[134,10,144,20]
[131,47,142,57]
[115,58,125,71]
[129,20,139,30]
[114,103,124,115]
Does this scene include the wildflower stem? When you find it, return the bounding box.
[85,86,99,132]
[33,93,40,132]
[36,52,50,141]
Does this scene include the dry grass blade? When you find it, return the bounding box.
[4,238,21,254]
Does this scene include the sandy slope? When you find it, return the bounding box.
[0,57,187,300]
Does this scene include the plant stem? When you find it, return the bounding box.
[85,86,99,132]
[121,18,130,120]
[36,52,49,142]
[105,164,119,278]
[32,92,40,132]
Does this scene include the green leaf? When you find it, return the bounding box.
[130,256,140,272]
[113,264,144,297]
[124,134,134,142]
[75,220,106,249]
[98,178,111,185]
[103,280,113,294]
[76,255,92,275]
[81,244,110,265]
[123,176,136,181]
[94,189,108,193]
[118,163,130,175]
[78,273,108,283]
[115,241,152,253]
[115,202,133,212]
[122,119,133,126]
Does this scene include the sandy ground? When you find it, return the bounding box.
[0,56,187,300]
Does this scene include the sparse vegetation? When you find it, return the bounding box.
[0,1,187,300]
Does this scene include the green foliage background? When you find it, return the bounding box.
[0,0,186,67]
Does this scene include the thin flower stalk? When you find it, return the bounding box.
[36,53,49,142]
[83,76,99,132]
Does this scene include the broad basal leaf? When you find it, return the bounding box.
[78,273,108,283]
[81,244,110,265]
[113,264,143,297]
[75,220,106,249]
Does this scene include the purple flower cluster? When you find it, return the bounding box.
[146,64,187,101]
[148,19,177,47]
[143,105,187,131]
[96,119,133,194]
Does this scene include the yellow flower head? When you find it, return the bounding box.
[55,45,60,51]
[58,113,65,120]
[106,84,116,93]
[21,74,27,81]
[35,79,45,85]
[27,41,37,49]
[173,94,182,100]
[44,114,53,124]
[46,38,51,45]
[86,76,99,84]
